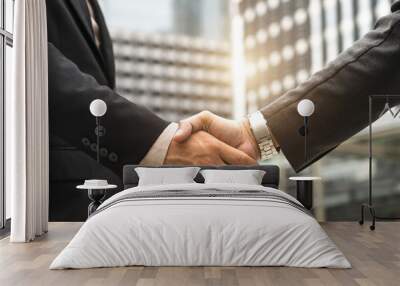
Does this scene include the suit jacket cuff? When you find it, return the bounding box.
[140,123,178,165]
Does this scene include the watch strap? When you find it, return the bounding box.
[248,111,278,161]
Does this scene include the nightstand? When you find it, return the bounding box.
[289,177,321,210]
[77,180,117,217]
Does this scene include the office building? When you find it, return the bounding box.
[112,31,233,122]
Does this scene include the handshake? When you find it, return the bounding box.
[164,111,262,166]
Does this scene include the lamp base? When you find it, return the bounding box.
[359,203,400,231]
[87,189,106,216]
[296,180,313,210]
[359,203,376,230]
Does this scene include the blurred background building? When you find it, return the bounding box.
[101,0,232,122]
[233,0,399,221]
[100,0,400,222]
[234,0,394,112]
[112,32,232,122]
[240,0,311,112]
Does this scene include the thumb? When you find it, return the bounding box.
[174,111,214,142]
[174,121,193,142]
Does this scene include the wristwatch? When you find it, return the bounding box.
[248,111,279,161]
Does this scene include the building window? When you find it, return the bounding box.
[0,0,14,230]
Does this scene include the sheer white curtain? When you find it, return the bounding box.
[7,0,49,242]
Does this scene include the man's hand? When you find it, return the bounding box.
[173,111,260,161]
[165,130,257,165]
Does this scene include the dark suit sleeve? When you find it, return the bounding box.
[260,8,400,172]
[48,43,169,172]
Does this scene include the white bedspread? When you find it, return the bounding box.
[50,183,350,269]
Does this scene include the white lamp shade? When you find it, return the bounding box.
[90,99,107,117]
[297,99,315,117]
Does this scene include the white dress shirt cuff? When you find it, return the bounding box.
[140,122,179,165]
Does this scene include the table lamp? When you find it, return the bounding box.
[89,99,107,163]
[291,99,317,211]
[297,99,315,162]
[80,99,116,217]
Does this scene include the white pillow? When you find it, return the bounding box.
[200,169,266,185]
[135,167,200,186]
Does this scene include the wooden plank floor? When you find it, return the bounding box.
[0,222,399,286]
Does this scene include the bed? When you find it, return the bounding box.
[50,165,350,269]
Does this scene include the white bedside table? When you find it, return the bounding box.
[77,180,117,217]
[289,177,321,210]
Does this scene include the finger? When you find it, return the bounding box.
[185,111,214,132]
[217,141,257,165]
[174,111,215,142]
[174,121,193,142]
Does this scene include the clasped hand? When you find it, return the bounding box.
[164,111,260,165]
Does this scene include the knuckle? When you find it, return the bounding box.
[200,110,214,122]
[200,110,211,117]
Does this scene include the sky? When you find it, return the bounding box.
[99,0,174,33]
[98,0,230,41]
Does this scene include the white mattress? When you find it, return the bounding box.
[50,183,350,269]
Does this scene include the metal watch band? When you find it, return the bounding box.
[248,111,278,161]
[259,140,278,161]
